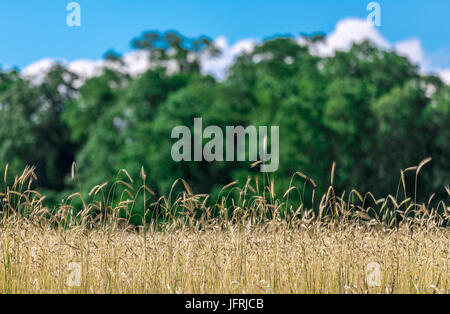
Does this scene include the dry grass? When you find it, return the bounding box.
[1,221,448,294]
[0,160,449,294]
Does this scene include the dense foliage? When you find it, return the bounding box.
[0,31,448,210]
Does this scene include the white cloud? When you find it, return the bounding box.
[21,36,258,83]
[20,18,450,85]
[315,18,390,56]
[67,59,103,78]
[395,38,425,69]
[21,51,153,86]
[309,18,449,84]
[121,50,151,76]
[67,59,103,87]
[201,18,448,83]
[22,58,59,85]
[437,69,450,85]
[201,36,257,79]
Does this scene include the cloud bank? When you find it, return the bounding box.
[21,18,450,85]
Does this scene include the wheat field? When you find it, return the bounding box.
[0,161,449,294]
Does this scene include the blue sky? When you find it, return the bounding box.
[0,0,449,77]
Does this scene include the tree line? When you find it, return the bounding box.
[0,31,448,208]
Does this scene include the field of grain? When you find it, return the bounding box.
[1,220,448,294]
[0,162,449,294]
